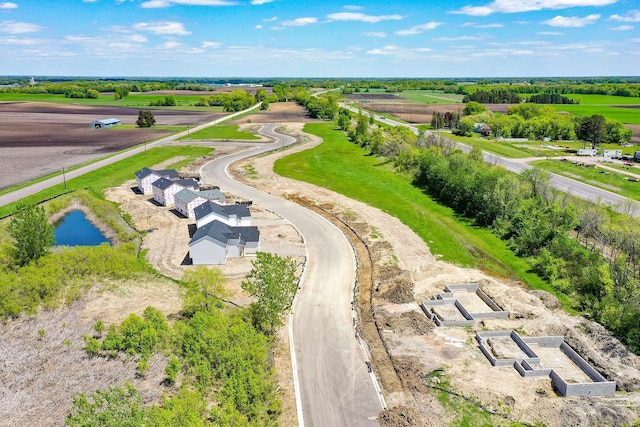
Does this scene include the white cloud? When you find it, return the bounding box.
[128,34,148,42]
[543,14,600,27]
[0,21,45,34]
[395,21,442,35]
[141,0,237,8]
[262,16,277,22]
[610,10,640,22]
[0,36,41,45]
[432,35,484,41]
[326,12,403,23]
[362,31,386,38]
[344,5,363,10]
[452,0,617,16]
[202,41,222,48]
[462,22,504,28]
[134,21,191,35]
[612,25,633,30]
[0,2,18,8]
[282,17,317,26]
[366,45,433,58]
[251,0,273,4]
[159,41,183,49]
[255,24,263,29]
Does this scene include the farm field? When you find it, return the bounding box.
[0,101,226,190]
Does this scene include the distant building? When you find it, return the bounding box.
[135,168,180,195]
[90,118,121,129]
[152,177,199,207]
[194,201,251,228]
[174,188,226,218]
[189,220,260,265]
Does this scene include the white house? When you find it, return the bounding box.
[194,201,251,228]
[135,168,180,195]
[174,188,226,218]
[152,177,199,207]
[189,220,260,265]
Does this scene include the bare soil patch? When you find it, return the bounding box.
[0,102,225,189]
[228,102,321,125]
[0,277,181,427]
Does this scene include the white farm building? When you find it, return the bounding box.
[90,118,121,129]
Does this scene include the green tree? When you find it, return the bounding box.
[241,252,298,334]
[136,110,155,128]
[463,101,487,116]
[577,114,606,149]
[7,202,55,266]
[181,266,227,316]
[66,383,146,427]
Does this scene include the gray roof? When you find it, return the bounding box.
[175,188,226,204]
[135,167,179,180]
[153,177,198,191]
[152,177,176,190]
[194,201,250,222]
[190,220,260,246]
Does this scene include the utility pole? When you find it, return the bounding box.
[62,167,67,190]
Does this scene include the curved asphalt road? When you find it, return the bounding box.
[200,124,383,426]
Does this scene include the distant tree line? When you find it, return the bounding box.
[465,103,632,143]
[194,89,257,112]
[462,89,521,104]
[527,93,576,104]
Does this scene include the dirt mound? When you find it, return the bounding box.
[378,405,422,427]
[382,311,433,336]
[381,277,414,304]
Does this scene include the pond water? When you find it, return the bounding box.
[54,210,111,246]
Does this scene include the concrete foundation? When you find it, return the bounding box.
[420,283,508,326]
[476,330,616,397]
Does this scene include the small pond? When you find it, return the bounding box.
[54,210,111,247]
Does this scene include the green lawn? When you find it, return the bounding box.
[275,123,547,291]
[0,145,213,218]
[398,90,464,104]
[179,124,260,140]
[532,159,640,201]
[0,93,223,111]
[549,105,640,125]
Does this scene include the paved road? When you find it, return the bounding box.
[200,124,383,426]
[342,103,640,215]
[0,104,261,209]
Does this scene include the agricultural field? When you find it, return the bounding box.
[0,100,226,190]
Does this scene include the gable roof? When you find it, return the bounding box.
[189,220,260,246]
[194,200,250,222]
[153,177,198,191]
[175,188,226,205]
[135,167,180,180]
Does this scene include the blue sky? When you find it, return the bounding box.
[1,0,638,77]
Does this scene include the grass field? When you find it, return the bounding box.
[517,93,640,124]
[0,145,213,218]
[179,124,260,140]
[398,90,464,104]
[532,159,640,201]
[275,123,548,292]
[0,93,223,111]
